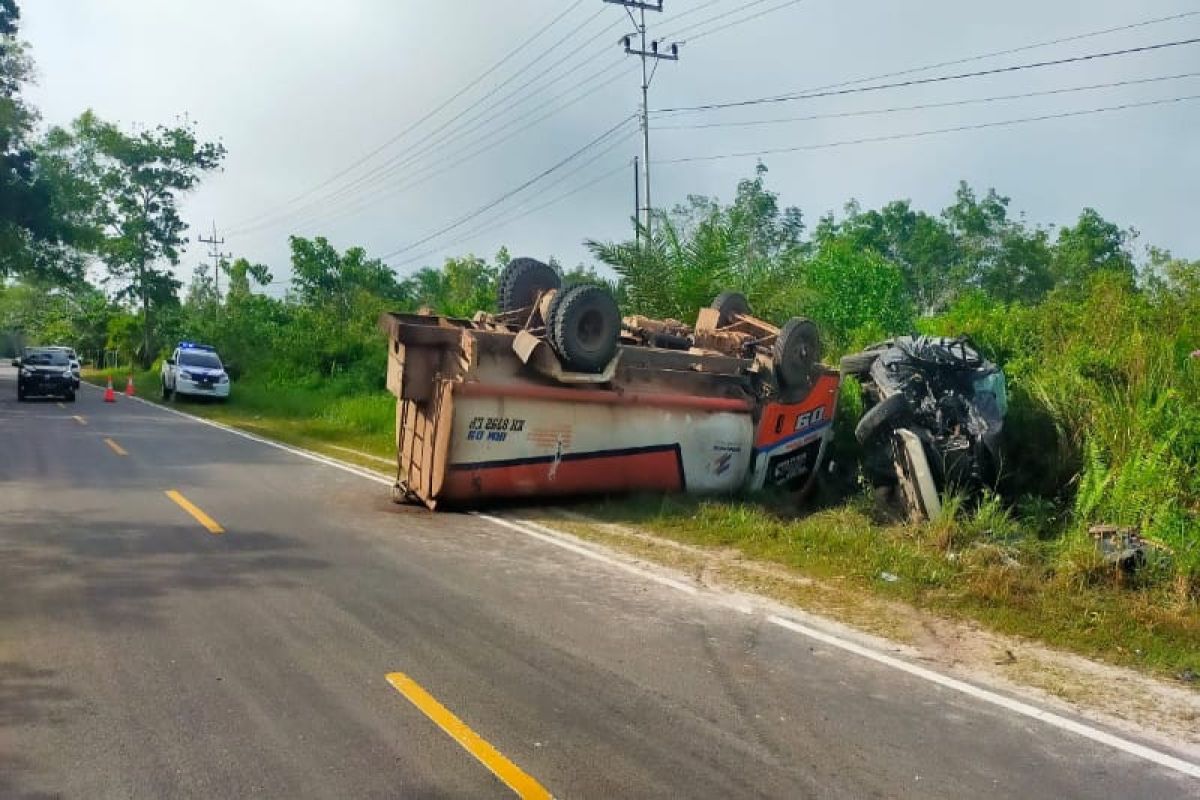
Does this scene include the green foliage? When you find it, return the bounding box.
[587,163,805,322]
[42,110,225,364]
[0,2,96,283]
[403,251,501,318]
[925,271,1200,587]
[797,238,913,349]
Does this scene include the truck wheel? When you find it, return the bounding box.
[839,350,878,377]
[710,291,750,327]
[162,381,174,401]
[550,284,621,373]
[855,392,911,444]
[773,317,822,392]
[542,283,569,350]
[498,257,560,313]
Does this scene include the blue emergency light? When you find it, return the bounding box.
[178,341,216,352]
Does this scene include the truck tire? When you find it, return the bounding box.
[550,284,621,373]
[855,392,911,444]
[839,350,878,377]
[162,380,174,401]
[710,291,750,327]
[773,317,822,392]
[498,257,560,313]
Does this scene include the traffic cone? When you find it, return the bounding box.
[125,374,135,397]
[103,376,116,403]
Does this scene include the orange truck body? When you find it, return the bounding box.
[381,312,838,509]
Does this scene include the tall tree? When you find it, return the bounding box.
[0,0,94,283]
[289,235,406,321]
[47,111,225,364]
[1051,208,1135,290]
[588,165,805,321]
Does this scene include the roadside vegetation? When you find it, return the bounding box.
[2,0,1196,678]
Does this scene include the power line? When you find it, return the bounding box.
[290,9,617,212]
[378,116,636,261]
[656,93,1200,164]
[227,1,589,232]
[282,63,638,237]
[656,71,1200,129]
[290,34,627,223]
[654,36,1200,113]
[667,0,806,44]
[657,0,776,41]
[231,13,626,238]
[389,146,637,270]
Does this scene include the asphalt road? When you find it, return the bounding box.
[0,365,1196,799]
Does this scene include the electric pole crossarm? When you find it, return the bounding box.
[622,39,679,59]
[602,0,662,11]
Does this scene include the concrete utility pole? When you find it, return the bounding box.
[197,221,232,308]
[603,0,678,243]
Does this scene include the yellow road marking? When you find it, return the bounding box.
[165,490,224,535]
[385,672,551,800]
[104,438,128,456]
[72,415,86,426]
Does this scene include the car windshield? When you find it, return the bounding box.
[25,350,69,367]
[179,351,222,369]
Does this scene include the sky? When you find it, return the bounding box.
[20,0,1200,293]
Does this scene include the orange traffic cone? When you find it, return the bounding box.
[125,374,135,397]
[103,377,116,403]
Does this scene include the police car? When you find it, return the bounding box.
[161,342,231,400]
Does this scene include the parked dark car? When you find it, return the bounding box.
[14,348,77,401]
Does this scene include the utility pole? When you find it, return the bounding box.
[604,0,678,243]
[633,155,641,246]
[197,221,232,309]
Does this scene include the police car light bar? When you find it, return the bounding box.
[178,341,216,352]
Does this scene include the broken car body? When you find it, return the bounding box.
[841,335,1007,521]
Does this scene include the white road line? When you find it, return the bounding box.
[327,444,394,465]
[85,381,1200,781]
[81,382,393,486]
[479,514,700,595]
[768,615,1200,780]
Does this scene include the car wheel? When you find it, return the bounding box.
[839,350,879,378]
[162,381,173,401]
[65,391,76,403]
[549,284,621,373]
[16,386,25,402]
[854,392,912,445]
[498,257,561,314]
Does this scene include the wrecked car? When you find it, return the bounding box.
[840,336,1007,521]
[380,257,840,509]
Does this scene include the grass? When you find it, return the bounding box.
[84,367,395,470]
[577,492,1200,681]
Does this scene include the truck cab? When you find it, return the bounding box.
[161,342,231,401]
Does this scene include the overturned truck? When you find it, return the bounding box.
[381,257,839,509]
